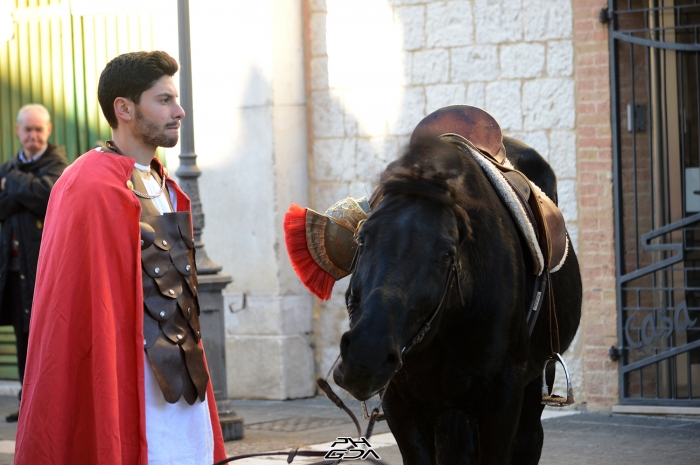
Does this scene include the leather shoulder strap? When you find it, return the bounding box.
[130,170,162,218]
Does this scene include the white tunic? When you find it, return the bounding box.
[136,162,215,464]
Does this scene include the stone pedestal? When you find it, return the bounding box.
[199,273,244,440]
[225,294,315,399]
[216,399,245,441]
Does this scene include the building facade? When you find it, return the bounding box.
[2,0,699,412]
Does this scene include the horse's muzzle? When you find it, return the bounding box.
[333,330,401,401]
[333,359,383,401]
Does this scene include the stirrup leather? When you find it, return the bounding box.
[541,353,575,407]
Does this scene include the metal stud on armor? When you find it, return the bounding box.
[133,169,209,405]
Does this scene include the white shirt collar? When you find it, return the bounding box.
[19,145,48,164]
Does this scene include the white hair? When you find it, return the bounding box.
[17,103,51,125]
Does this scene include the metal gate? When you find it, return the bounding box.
[610,0,700,405]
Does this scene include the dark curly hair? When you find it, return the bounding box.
[98,51,179,128]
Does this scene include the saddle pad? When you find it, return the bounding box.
[448,136,569,275]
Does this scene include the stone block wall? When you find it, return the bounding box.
[306,0,592,404]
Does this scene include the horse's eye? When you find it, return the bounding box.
[442,251,453,262]
[355,236,365,247]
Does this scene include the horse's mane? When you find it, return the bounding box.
[373,136,474,243]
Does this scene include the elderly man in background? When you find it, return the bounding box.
[0,103,68,422]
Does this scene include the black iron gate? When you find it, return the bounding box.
[610,0,700,405]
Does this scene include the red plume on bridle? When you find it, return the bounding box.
[283,204,336,300]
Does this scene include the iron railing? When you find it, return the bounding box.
[610,0,700,406]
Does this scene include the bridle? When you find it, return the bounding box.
[347,207,466,352]
[340,210,467,425]
[401,256,465,355]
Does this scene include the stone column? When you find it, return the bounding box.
[224,0,314,399]
[187,0,314,400]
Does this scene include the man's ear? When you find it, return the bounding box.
[113,97,134,124]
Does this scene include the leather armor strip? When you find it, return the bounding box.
[134,169,208,405]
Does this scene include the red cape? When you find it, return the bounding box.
[14,150,226,464]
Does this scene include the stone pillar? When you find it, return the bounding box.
[188,0,314,400]
[225,0,314,400]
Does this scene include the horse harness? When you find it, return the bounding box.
[442,133,575,406]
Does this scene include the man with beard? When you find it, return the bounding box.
[14,51,227,464]
[0,104,68,423]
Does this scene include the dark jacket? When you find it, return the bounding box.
[0,144,68,331]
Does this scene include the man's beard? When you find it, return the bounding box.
[135,107,179,148]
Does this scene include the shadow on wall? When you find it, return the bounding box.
[192,66,279,295]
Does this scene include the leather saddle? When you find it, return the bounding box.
[412,105,567,274]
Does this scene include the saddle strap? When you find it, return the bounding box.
[548,271,561,355]
[500,168,566,271]
[491,165,561,348]
[478,148,567,273]
[527,272,547,336]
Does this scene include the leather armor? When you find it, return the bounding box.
[133,171,209,405]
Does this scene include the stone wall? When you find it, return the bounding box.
[185,0,316,399]
[307,0,587,402]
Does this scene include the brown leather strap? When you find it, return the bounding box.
[526,187,552,269]
[538,195,567,270]
[150,167,175,212]
[547,270,560,355]
[502,171,538,240]
[131,167,175,213]
[477,153,567,272]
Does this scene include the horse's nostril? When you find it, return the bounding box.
[340,332,351,355]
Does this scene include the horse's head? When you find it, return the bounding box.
[333,137,477,400]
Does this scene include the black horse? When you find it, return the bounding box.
[333,136,582,464]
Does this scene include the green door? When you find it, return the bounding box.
[1,0,156,163]
[0,0,157,379]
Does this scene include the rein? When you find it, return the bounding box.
[212,381,389,465]
[213,448,387,465]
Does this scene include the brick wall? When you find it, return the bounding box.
[573,0,618,410]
